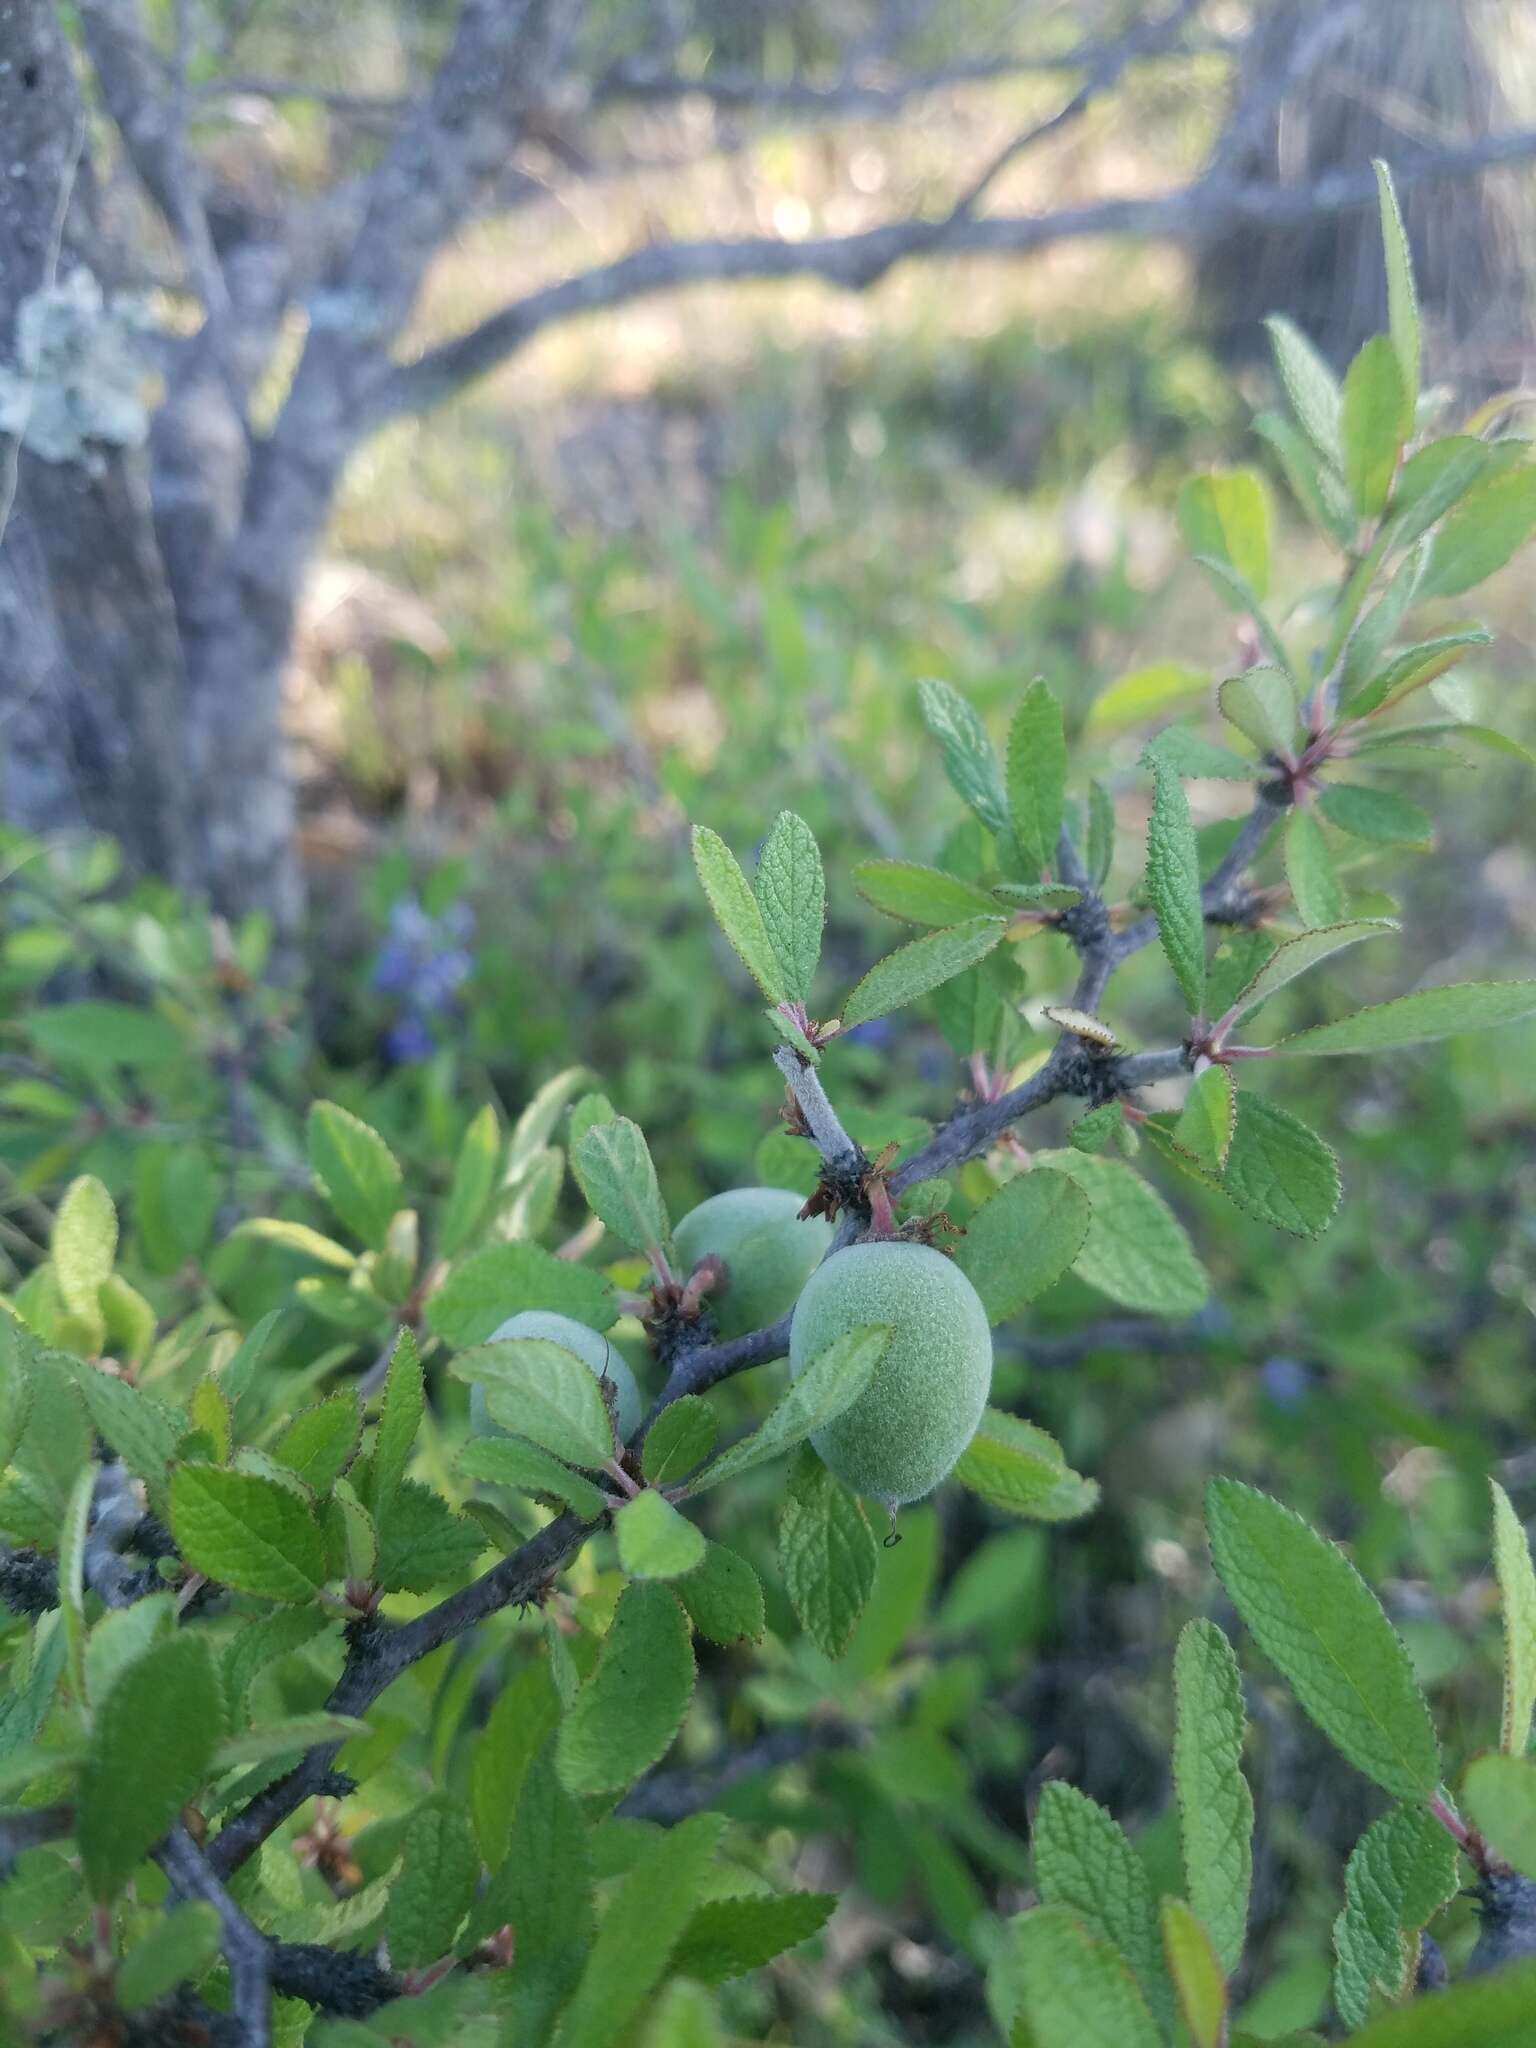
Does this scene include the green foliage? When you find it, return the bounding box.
[1172,1618,1253,1976]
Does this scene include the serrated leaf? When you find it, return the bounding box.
[52,1175,116,1324]
[306,1103,402,1249]
[778,1443,879,1658]
[1375,161,1421,412]
[1217,1092,1341,1237]
[1285,808,1347,927]
[1006,1904,1162,2048]
[470,1659,562,1870]
[1206,1480,1440,1799]
[1319,785,1432,848]
[384,1803,480,1970]
[440,1103,501,1256]
[841,917,1007,1030]
[1144,754,1205,1016]
[452,1338,614,1468]
[507,1066,592,1181]
[1146,726,1259,781]
[954,1409,1098,1523]
[170,1464,327,1602]
[572,1117,670,1255]
[115,1901,222,2011]
[1255,409,1357,546]
[1070,1102,1126,1155]
[1218,666,1298,758]
[952,1169,1090,1323]
[1389,436,1497,547]
[1173,1618,1253,1976]
[233,1217,357,1269]
[1274,980,1536,1056]
[916,679,1010,835]
[853,860,1001,927]
[1339,1960,1536,2046]
[1033,1780,1171,2027]
[66,1363,181,1494]
[676,1541,765,1646]
[641,1397,717,1488]
[689,1324,890,1493]
[1462,1754,1536,1881]
[373,1477,484,1593]
[77,1633,223,1897]
[691,826,787,1002]
[1342,335,1409,518]
[557,1581,696,1799]
[371,1325,421,1518]
[1334,1803,1462,2026]
[1174,1067,1236,1172]
[1034,1151,1209,1317]
[672,1890,836,1983]
[426,1240,617,1347]
[272,1392,361,1496]
[1162,1899,1227,2048]
[616,1490,706,1580]
[1222,920,1399,1030]
[459,1436,607,1519]
[754,811,824,1003]
[470,1753,592,2013]
[1007,680,1067,876]
[1088,662,1207,734]
[1087,779,1116,885]
[1493,1481,1536,1756]
[1420,464,1536,599]
[213,1712,369,1771]
[1179,470,1272,598]
[1266,314,1344,468]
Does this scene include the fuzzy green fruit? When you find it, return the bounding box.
[469,1310,641,1442]
[788,1241,992,1507]
[673,1187,833,1338]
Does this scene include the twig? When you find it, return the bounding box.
[1106,784,1291,967]
[158,1824,273,2048]
[771,1046,862,1173]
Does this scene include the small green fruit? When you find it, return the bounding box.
[469,1310,641,1442]
[788,1241,992,1507]
[673,1187,832,1338]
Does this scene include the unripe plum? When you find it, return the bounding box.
[788,1240,992,1507]
[673,1187,832,1338]
[469,1309,641,1444]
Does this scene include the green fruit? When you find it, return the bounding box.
[788,1241,992,1507]
[673,1187,832,1338]
[469,1310,641,1442]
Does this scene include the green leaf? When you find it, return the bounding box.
[1218,666,1298,758]
[754,811,824,1003]
[1216,1093,1341,1238]
[507,1066,591,1181]
[1462,1754,1536,1881]
[373,1478,484,1593]
[1333,1803,1460,2028]
[469,1659,562,1870]
[460,1436,607,1518]
[440,1103,501,1256]
[853,860,1001,927]
[52,1175,116,1325]
[371,1325,422,1518]
[272,1392,361,1496]
[616,1490,706,1580]
[233,1218,357,1270]
[1388,436,1496,547]
[1342,336,1409,518]
[675,1541,765,1646]
[916,679,1010,836]
[1005,1904,1162,2048]
[426,1240,616,1347]
[66,1364,181,1494]
[1179,470,1272,598]
[1318,785,1432,848]
[1285,808,1347,928]
[1222,920,1399,1030]
[452,1338,614,1469]
[1266,314,1344,468]
[1173,1618,1254,1976]
[1088,662,1207,735]
[1070,1101,1128,1155]
[689,1324,890,1493]
[1144,754,1205,1016]
[0,1318,34,1471]
[778,1443,879,1658]
[212,1712,369,1771]
[1146,727,1259,781]
[990,881,1083,912]
[116,1901,222,2011]
[550,1813,725,2048]
[1254,409,1356,547]
[470,1754,592,2018]
[1006,679,1067,876]
[1420,463,1536,599]
[1274,980,1536,1056]
[1032,1781,1171,2029]
[1034,1151,1209,1317]
[641,1397,717,1488]
[170,1464,328,1602]
[954,1408,1099,1523]
[691,825,787,1003]
[384,1804,480,1970]
[1174,1067,1236,1172]
[133,1140,219,1277]
[1338,1961,1536,2047]
[557,1581,696,1799]
[1206,1480,1440,1799]
[1493,1480,1536,1756]
[306,1102,402,1250]
[1375,161,1421,412]
[841,916,1007,1030]
[77,1633,223,1897]
[26,1001,181,1072]
[1161,1899,1228,2048]
[952,1168,1091,1324]
[572,1117,670,1256]
[672,1890,836,1983]
[1088,779,1116,885]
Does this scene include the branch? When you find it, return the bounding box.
[772,1045,862,1173]
[158,1824,272,2048]
[1107,783,1291,969]
[371,132,1536,424]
